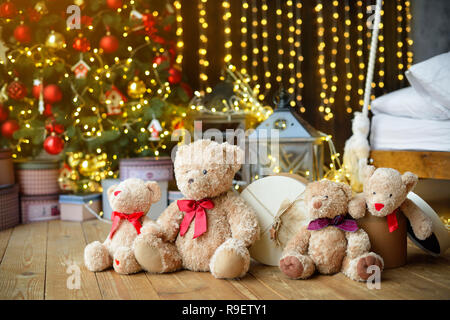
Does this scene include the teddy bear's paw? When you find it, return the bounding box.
[280,256,304,279]
[356,253,384,281]
[113,246,141,275]
[414,219,433,240]
[84,241,112,272]
[210,239,250,279]
[279,254,315,279]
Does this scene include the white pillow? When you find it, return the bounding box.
[405,51,450,110]
[371,86,450,120]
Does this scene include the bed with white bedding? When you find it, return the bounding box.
[368,52,450,180]
[370,114,450,152]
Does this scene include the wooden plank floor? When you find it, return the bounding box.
[0,220,449,300]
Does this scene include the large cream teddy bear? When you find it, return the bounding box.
[348,165,433,240]
[84,178,161,274]
[279,180,384,281]
[134,139,260,279]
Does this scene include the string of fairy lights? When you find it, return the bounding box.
[294,1,304,112]
[405,1,414,69]
[315,1,331,120]
[343,0,352,114]
[250,0,258,84]
[275,0,283,84]
[197,0,209,93]
[286,0,296,102]
[377,2,385,92]
[174,0,184,66]
[222,0,232,64]
[260,0,271,98]
[240,0,249,75]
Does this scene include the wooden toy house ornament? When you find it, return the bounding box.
[71,59,90,79]
[104,85,127,115]
[147,118,162,141]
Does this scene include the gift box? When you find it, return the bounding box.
[101,178,120,221]
[0,149,15,187]
[357,192,450,269]
[59,193,101,222]
[15,160,61,196]
[21,194,60,223]
[357,210,408,269]
[0,184,20,231]
[119,157,173,220]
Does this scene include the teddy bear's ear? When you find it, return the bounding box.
[360,162,376,184]
[340,183,353,201]
[146,181,161,203]
[401,171,418,193]
[107,184,118,202]
[221,143,244,173]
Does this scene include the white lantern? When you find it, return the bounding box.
[246,90,324,182]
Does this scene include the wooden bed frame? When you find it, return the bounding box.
[370,150,450,180]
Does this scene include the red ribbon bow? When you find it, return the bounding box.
[109,211,144,239]
[177,199,214,239]
[386,208,399,233]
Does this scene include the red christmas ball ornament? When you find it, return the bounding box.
[0,104,9,122]
[1,119,19,139]
[7,80,27,100]
[43,134,64,155]
[0,1,17,18]
[106,0,122,10]
[72,36,91,52]
[100,33,119,53]
[14,24,32,44]
[44,84,63,104]
[168,67,181,84]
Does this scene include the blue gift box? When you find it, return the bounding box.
[59,193,102,221]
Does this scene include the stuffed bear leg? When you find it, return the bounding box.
[279,252,316,279]
[210,239,250,279]
[134,232,182,273]
[84,241,112,272]
[342,252,384,282]
[113,246,142,275]
[342,229,384,281]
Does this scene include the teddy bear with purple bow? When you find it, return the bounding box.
[279,179,384,282]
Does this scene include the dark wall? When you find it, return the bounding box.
[411,0,450,63]
[178,0,416,154]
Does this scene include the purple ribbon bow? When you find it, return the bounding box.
[307,215,358,232]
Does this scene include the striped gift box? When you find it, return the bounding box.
[15,160,61,196]
[0,184,20,231]
[21,194,60,223]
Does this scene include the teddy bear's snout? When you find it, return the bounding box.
[188,178,194,184]
[374,203,384,211]
[313,200,322,209]
[114,190,121,196]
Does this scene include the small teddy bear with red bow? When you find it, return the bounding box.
[134,139,260,279]
[84,178,161,274]
[279,179,384,281]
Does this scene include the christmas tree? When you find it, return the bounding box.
[0,0,191,192]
